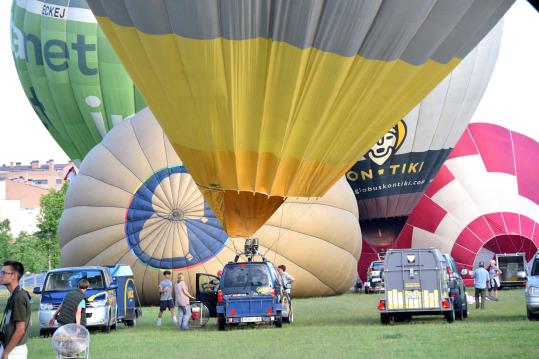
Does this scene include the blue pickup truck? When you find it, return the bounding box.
[196,240,292,330]
[34,264,141,336]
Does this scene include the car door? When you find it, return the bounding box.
[196,273,220,317]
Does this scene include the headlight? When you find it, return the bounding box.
[90,299,108,308]
[40,303,53,311]
[527,286,539,296]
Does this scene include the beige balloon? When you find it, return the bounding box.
[59,108,361,304]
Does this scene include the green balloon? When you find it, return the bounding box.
[10,0,146,162]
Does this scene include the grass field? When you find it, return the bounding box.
[8,289,539,358]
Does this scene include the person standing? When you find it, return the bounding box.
[48,279,89,327]
[488,259,502,300]
[174,273,195,330]
[473,261,490,310]
[157,271,177,326]
[277,265,295,294]
[0,260,31,359]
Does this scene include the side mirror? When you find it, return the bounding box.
[33,286,41,294]
[285,283,292,289]
[517,271,527,279]
[109,284,118,290]
[460,269,468,276]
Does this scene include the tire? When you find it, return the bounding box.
[39,329,50,337]
[463,306,468,319]
[275,310,283,328]
[527,309,536,321]
[380,313,390,325]
[125,317,136,328]
[454,297,463,320]
[445,309,455,323]
[217,314,226,331]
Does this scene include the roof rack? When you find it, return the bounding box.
[233,238,267,263]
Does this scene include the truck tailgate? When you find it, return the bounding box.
[225,296,274,316]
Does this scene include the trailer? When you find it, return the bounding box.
[495,253,527,288]
[378,248,461,324]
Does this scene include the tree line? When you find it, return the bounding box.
[0,183,67,273]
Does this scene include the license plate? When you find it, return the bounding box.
[241,316,262,323]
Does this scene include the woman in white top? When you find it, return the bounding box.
[174,273,195,330]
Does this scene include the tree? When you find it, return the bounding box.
[36,183,68,270]
[0,218,12,260]
[10,232,48,272]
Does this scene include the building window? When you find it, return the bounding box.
[33,179,48,185]
[56,179,63,184]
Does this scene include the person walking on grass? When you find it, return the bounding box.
[0,260,31,359]
[49,279,89,328]
[174,273,195,330]
[156,271,177,326]
[473,261,490,310]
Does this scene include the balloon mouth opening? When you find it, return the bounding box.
[169,209,185,222]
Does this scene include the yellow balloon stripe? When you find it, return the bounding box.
[98,16,460,198]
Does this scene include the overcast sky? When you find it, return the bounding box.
[0,1,537,166]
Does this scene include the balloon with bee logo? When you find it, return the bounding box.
[59,108,362,304]
[10,0,145,163]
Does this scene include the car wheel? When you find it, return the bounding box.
[275,310,283,328]
[445,309,455,323]
[217,314,226,331]
[380,313,390,325]
[527,309,536,321]
[125,318,136,328]
[454,297,463,320]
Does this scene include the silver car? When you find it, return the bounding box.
[526,253,539,320]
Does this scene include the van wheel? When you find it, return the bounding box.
[445,309,455,323]
[217,314,226,331]
[454,297,463,320]
[275,311,283,328]
[126,318,136,327]
[527,309,536,321]
[380,313,390,325]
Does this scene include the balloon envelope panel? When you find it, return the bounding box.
[10,0,145,162]
[347,19,503,257]
[87,0,513,236]
[59,109,361,304]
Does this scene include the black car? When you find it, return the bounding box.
[441,253,468,320]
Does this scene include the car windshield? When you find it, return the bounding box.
[531,260,539,276]
[222,264,271,288]
[44,270,105,291]
[371,262,384,271]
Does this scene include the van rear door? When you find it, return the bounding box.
[196,273,220,317]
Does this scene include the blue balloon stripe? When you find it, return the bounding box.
[125,165,228,269]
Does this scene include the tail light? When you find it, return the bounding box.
[450,293,457,298]
[229,309,236,315]
[442,298,450,309]
[217,290,223,302]
[266,307,273,314]
[271,288,276,297]
[378,300,386,311]
[447,267,453,276]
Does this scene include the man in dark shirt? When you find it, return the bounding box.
[49,279,89,327]
[0,260,31,359]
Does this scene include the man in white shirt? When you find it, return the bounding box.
[277,265,295,295]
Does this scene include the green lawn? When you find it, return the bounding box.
[8,289,539,358]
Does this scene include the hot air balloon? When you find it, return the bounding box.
[58,108,361,304]
[10,0,145,163]
[345,20,503,279]
[393,122,539,277]
[86,0,514,237]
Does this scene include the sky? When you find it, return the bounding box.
[0,1,537,166]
